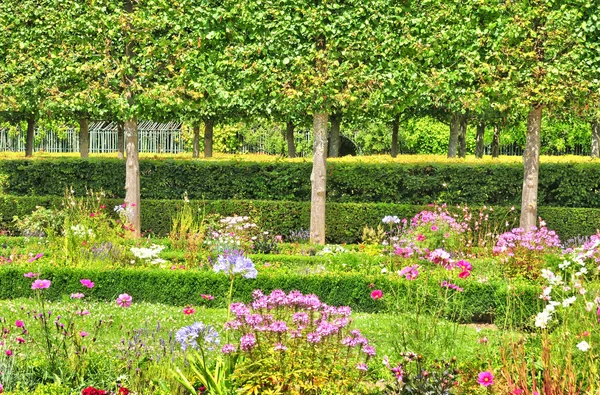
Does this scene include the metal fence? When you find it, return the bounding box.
[0,123,592,156]
[0,121,185,154]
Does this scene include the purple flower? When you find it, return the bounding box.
[362,345,376,357]
[24,272,40,278]
[71,293,85,299]
[27,253,44,263]
[274,343,288,351]
[214,250,257,279]
[240,333,257,351]
[269,321,288,333]
[176,322,220,352]
[356,363,368,371]
[31,279,51,290]
[306,332,322,343]
[221,344,236,354]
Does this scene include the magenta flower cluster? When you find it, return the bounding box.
[494,226,561,256]
[411,209,466,233]
[222,289,375,371]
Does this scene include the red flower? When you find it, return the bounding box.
[81,387,107,395]
[118,387,130,395]
[183,306,195,315]
[370,290,383,300]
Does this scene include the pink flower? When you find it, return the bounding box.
[80,279,95,289]
[431,226,438,231]
[5,349,12,356]
[116,293,132,308]
[23,272,40,278]
[201,294,214,300]
[80,331,88,337]
[477,371,494,387]
[16,337,25,344]
[512,389,524,395]
[76,310,90,316]
[221,344,236,354]
[27,253,44,263]
[370,290,383,300]
[71,293,85,299]
[31,279,51,290]
[458,270,471,279]
[183,306,195,315]
[90,213,96,217]
[15,320,24,328]
[416,234,426,242]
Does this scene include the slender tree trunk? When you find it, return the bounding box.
[193,125,200,158]
[310,112,328,244]
[79,117,90,158]
[475,121,485,159]
[457,115,467,158]
[286,121,296,158]
[123,0,140,238]
[328,114,341,158]
[204,118,214,158]
[591,120,599,158]
[448,113,461,158]
[25,118,35,157]
[519,106,542,231]
[492,124,500,158]
[124,117,141,237]
[391,115,399,158]
[117,122,125,159]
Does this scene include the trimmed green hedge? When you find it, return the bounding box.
[2,158,600,207]
[1,195,599,242]
[0,266,542,328]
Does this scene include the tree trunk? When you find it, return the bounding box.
[475,121,485,159]
[124,118,141,238]
[448,113,461,158]
[310,112,328,244]
[117,122,125,159]
[457,115,467,158]
[492,124,500,158]
[204,119,214,158]
[519,106,542,232]
[79,117,90,158]
[591,120,599,158]
[285,121,296,158]
[328,114,341,158]
[25,118,35,157]
[193,125,200,158]
[391,115,399,158]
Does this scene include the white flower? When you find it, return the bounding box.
[562,296,576,308]
[577,341,591,352]
[535,310,552,328]
[381,268,388,274]
[539,286,553,300]
[575,267,588,277]
[558,260,571,270]
[585,302,595,312]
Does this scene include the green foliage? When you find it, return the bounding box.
[1,195,600,243]
[4,158,600,209]
[0,266,543,329]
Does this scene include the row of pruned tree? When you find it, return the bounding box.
[0,0,598,241]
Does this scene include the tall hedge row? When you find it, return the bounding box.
[0,266,542,328]
[2,158,600,207]
[1,195,598,242]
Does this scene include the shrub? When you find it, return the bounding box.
[3,158,600,207]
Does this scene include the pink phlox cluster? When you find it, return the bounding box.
[494,226,561,255]
[411,209,466,233]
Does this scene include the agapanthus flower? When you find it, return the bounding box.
[214,250,257,279]
[382,216,401,224]
[175,322,220,351]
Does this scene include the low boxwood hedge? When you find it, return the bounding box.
[0,266,542,329]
